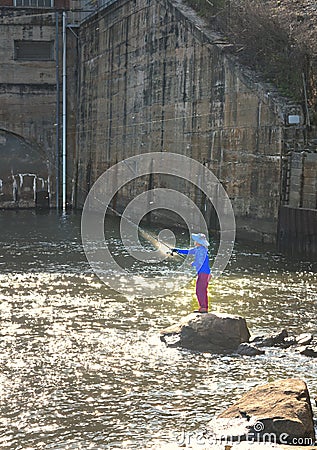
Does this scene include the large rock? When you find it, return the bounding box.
[160,312,250,353]
[209,378,315,445]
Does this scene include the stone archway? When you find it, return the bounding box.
[0,129,50,208]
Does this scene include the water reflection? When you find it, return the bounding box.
[0,210,316,449]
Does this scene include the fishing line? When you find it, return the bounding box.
[0,131,186,259]
[66,147,188,260]
[104,202,186,261]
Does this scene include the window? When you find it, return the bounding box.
[14,40,54,61]
[14,0,54,7]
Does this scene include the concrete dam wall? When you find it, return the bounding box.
[74,0,307,244]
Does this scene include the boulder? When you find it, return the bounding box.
[208,378,315,445]
[160,312,250,353]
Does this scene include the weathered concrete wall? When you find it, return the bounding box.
[278,205,317,258]
[74,0,305,242]
[0,8,77,207]
[287,152,317,209]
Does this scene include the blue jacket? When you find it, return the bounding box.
[174,246,210,275]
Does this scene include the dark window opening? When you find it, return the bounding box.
[14,40,54,61]
[14,0,54,6]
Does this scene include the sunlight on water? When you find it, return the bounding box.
[0,211,316,449]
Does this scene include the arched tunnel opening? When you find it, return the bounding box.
[0,129,50,209]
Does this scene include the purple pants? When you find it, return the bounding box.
[196,273,211,310]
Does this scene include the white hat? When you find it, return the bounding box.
[191,233,209,247]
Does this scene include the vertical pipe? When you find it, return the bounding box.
[302,72,311,128]
[55,11,60,210]
[62,11,67,212]
[299,152,306,208]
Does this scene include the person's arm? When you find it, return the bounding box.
[172,247,196,255]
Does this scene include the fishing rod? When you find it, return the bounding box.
[93,156,183,256]
[104,202,186,260]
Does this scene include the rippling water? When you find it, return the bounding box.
[0,210,316,449]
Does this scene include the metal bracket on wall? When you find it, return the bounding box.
[67,24,79,39]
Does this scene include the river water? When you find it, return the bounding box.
[0,210,316,449]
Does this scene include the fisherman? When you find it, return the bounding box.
[172,233,211,313]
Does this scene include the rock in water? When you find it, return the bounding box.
[298,346,317,357]
[212,378,315,445]
[251,329,289,347]
[296,333,313,346]
[236,343,265,356]
[160,312,250,353]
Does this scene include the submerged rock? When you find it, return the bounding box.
[296,333,313,346]
[298,346,317,358]
[236,343,265,356]
[250,331,316,357]
[160,312,250,353]
[250,329,288,347]
[208,378,315,445]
